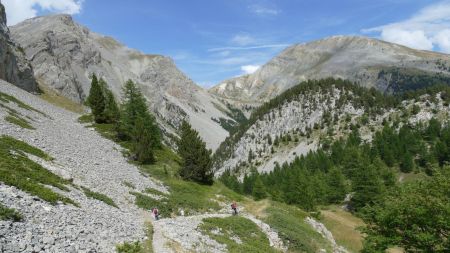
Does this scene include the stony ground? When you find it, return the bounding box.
[0,80,165,252]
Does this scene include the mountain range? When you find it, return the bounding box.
[210,36,450,104]
[1,3,450,252]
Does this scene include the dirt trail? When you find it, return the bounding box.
[149,211,286,253]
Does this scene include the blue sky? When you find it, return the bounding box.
[4,0,450,87]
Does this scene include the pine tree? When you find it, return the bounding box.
[100,78,119,123]
[87,74,106,123]
[131,115,155,164]
[117,80,160,147]
[400,152,415,173]
[326,168,347,203]
[116,80,160,163]
[178,121,213,185]
[351,163,384,211]
[252,176,266,200]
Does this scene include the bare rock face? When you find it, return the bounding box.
[0,1,38,92]
[10,14,232,150]
[211,36,450,104]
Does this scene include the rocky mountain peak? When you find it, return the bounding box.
[210,35,450,105]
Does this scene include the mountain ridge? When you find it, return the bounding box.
[10,14,233,150]
[210,35,450,105]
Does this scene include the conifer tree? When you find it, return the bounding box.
[131,115,155,164]
[117,80,160,148]
[116,80,160,163]
[351,163,384,211]
[400,152,415,173]
[87,74,106,123]
[252,176,266,200]
[326,168,347,203]
[100,78,120,123]
[178,121,213,185]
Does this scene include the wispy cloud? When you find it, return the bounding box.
[3,0,84,26]
[231,33,256,46]
[362,1,450,52]
[208,44,289,52]
[249,4,280,16]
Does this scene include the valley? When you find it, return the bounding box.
[1,1,450,252]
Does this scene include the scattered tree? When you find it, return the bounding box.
[178,121,213,185]
[87,74,106,123]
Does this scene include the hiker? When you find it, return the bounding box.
[231,201,238,215]
[152,207,159,220]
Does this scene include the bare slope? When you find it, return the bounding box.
[211,36,450,104]
[10,14,231,150]
[0,80,166,252]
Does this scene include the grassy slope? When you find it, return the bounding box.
[320,205,365,252]
[38,83,85,114]
[200,216,277,253]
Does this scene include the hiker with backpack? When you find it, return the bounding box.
[231,201,238,215]
[152,207,159,220]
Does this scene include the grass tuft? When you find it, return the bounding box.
[0,203,23,222]
[78,114,93,124]
[0,91,47,116]
[123,181,136,189]
[0,135,76,206]
[81,186,118,208]
[116,241,142,253]
[5,114,35,129]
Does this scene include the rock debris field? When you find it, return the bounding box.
[0,81,165,252]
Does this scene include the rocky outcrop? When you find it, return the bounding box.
[0,1,37,92]
[10,14,232,150]
[211,36,450,104]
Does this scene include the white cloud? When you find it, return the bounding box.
[380,29,433,50]
[241,65,260,74]
[231,34,255,46]
[435,29,450,53]
[363,1,450,53]
[3,0,84,26]
[249,4,280,16]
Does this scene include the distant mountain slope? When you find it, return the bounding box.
[0,2,37,92]
[214,79,450,175]
[10,14,232,150]
[210,36,450,104]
